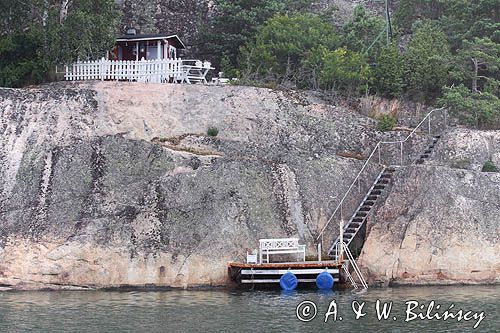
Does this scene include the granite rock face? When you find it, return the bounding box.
[359,142,500,285]
[0,82,382,289]
[1,82,497,289]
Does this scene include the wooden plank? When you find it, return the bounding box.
[228,261,341,269]
[241,269,339,275]
[241,278,339,284]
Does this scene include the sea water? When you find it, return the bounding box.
[0,285,498,332]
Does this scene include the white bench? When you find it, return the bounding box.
[259,238,306,264]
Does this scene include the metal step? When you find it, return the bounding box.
[328,167,392,256]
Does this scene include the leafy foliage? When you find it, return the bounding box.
[197,0,312,75]
[303,47,372,94]
[0,0,120,87]
[376,114,397,132]
[207,127,219,137]
[374,43,405,98]
[404,23,451,102]
[482,160,499,172]
[451,37,500,93]
[0,28,46,87]
[439,84,500,129]
[342,5,386,56]
[240,13,340,85]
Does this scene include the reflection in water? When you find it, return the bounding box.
[0,285,498,332]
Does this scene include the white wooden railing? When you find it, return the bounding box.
[65,58,213,84]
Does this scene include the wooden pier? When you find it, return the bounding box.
[228,261,343,287]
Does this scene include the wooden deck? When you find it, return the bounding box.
[228,260,341,269]
[228,260,343,286]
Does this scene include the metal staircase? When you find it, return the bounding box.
[416,135,441,164]
[327,166,396,258]
[316,107,448,288]
[327,134,442,258]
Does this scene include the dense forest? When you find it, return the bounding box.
[1,0,499,129]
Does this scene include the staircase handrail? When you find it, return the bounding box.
[340,241,368,289]
[316,106,446,243]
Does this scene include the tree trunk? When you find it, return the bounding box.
[60,0,72,25]
[471,57,479,93]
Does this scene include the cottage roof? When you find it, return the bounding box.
[116,34,186,49]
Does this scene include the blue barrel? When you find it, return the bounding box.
[279,272,298,291]
[316,271,334,289]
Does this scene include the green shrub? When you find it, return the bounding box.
[207,127,219,137]
[439,85,500,129]
[377,115,397,132]
[374,44,405,98]
[482,160,499,172]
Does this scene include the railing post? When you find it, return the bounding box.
[378,145,381,165]
[339,220,344,262]
[321,233,323,256]
[400,141,403,166]
[428,114,431,135]
[340,203,343,222]
[317,243,321,262]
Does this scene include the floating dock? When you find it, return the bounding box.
[228,261,343,287]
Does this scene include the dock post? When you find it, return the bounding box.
[317,243,322,262]
[339,219,344,261]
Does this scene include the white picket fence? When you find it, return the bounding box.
[64,58,212,84]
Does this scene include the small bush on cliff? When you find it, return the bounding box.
[207,127,219,137]
[482,160,499,173]
[377,115,397,132]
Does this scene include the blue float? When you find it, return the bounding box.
[279,272,298,290]
[316,271,334,289]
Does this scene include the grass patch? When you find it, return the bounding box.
[482,160,499,172]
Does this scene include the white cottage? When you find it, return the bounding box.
[109,28,186,61]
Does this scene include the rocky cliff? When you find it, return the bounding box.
[359,129,500,285]
[0,82,383,289]
[0,83,498,290]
